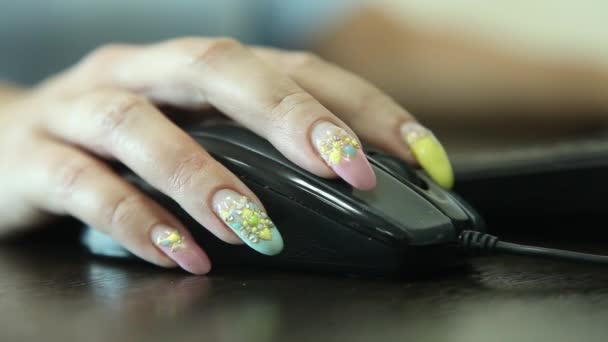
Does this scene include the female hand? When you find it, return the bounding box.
[0,37,452,274]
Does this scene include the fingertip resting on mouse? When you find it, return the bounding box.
[212,189,284,256]
[311,121,377,190]
[400,122,454,189]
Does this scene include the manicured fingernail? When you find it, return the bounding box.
[312,121,376,190]
[212,189,283,256]
[400,122,454,189]
[152,225,211,275]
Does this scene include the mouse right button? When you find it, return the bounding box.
[416,171,475,229]
[352,166,456,245]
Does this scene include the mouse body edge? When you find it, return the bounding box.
[82,124,484,276]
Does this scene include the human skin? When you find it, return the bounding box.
[0,37,451,274]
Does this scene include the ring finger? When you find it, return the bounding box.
[71,38,377,190]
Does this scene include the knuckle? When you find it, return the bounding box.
[101,193,147,229]
[165,36,207,50]
[287,51,321,69]
[188,37,242,67]
[90,93,148,134]
[167,151,212,193]
[52,157,96,198]
[266,90,316,125]
[80,43,131,67]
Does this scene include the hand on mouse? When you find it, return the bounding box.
[0,37,452,274]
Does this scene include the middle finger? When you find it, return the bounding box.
[75,38,377,190]
[41,90,284,256]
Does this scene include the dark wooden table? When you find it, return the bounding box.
[1,227,608,342]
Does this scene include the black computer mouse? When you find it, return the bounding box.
[82,123,485,275]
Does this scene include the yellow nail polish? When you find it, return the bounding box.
[401,123,454,189]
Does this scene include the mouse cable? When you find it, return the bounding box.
[459,230,608,265]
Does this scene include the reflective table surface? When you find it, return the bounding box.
[1,227,607,342]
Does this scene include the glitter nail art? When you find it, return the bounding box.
[154,229,186,253]
[316,127,361,165]
[401,122,432,145]
[217,195,276,244]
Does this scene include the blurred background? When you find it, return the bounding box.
[1,0,607,157]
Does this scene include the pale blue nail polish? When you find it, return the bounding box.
[343,145,357,156]
[214,190,284,256]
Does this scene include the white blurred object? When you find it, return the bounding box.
[374,0,608,67]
